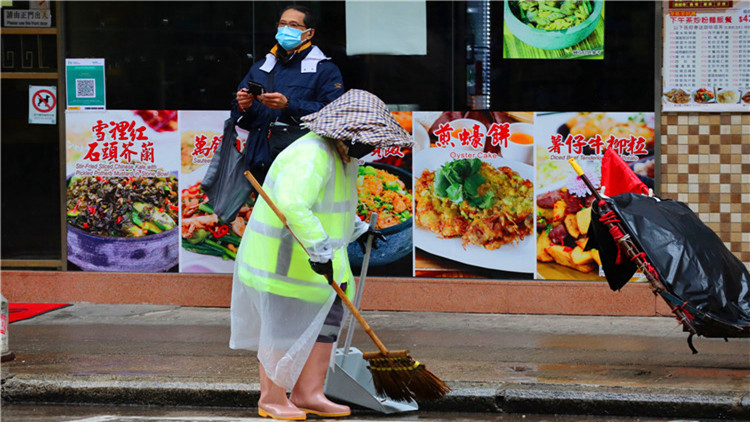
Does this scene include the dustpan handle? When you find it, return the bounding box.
[244,171,391,356]
[343,213,378,355]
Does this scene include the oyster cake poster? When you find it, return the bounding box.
[534,112,654,281]
[411,111,536,279]
[65,110,180,272]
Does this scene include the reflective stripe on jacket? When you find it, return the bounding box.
[236,132,357,304]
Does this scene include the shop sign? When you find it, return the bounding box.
[2,8,51,27]
[28,85,56,125]
[65,58,106,111]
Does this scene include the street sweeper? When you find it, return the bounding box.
[229,89,413,420]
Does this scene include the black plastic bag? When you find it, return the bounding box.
[202,117,270,223]
[588,193,750,328]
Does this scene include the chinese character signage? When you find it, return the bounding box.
[662,1,750,111]
[64,110,655,283]
[503,0,605,60]
[2,7,51,27]
[65,110,180,272]
[412,111,536,279]
[534,112,653,281]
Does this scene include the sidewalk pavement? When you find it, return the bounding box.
[1,303,748,420]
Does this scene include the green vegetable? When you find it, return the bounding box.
[131,211,144,227]
[153,211,175,231]
[359,166,379,177]
[186,229,210,245]
[434,158,495,209]
[143,221,162,234]
[198,203,215,214]
[205,239,236,259]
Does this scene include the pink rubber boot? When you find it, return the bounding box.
[290,342,351,418]
[258,362,306,421]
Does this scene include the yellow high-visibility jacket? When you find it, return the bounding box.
[235,132,365,304]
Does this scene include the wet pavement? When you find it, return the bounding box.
[1,304,749,420]
[0,404,692,422]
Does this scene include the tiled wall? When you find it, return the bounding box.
[660,112,750,270]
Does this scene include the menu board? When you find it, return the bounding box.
[662,1,750,111]
[65,110,653,284]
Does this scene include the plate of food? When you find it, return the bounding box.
[413,147,535,273]
[716,88,740,104]
[742,90,750,104]
[179,168,254,273]
[693,87,715,104]
[663,87,692,104]
[66,173,180,272]
[534,178,606,281]
[347,162,413,268]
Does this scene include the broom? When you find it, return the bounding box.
[244,170,450,402]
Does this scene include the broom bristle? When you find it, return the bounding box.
[365,353,451,402]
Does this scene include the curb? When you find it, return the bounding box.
[3,377,748,419]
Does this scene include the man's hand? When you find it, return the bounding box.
[357,228,386,254]
[236,88,255,112]
[309,259,334,284]
[259,92,289,110]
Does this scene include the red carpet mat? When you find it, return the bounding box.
[9,303,71,323]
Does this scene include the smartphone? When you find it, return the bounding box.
[246,81,265,97]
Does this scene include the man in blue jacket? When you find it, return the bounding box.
[232,5,345,164]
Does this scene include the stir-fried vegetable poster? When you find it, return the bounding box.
[65,110,654,282]
[66,110,180,272]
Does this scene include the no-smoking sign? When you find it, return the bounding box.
[29,85,57,125]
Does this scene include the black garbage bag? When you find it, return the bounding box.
[202,116,270,223]
[588,193,750,332]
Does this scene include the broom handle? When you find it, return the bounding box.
[244,171,391,356]
[343,212,378,356]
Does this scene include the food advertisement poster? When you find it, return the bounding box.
[350,111,415,277]
[65,110,655,283]
[179,111,250,274]
[534,112,654,281]
[412,111,536,279]
[503,0,605,60]
[662,1,750,111]
[65,110,180,272]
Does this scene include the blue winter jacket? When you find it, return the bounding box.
[231,43,345,131]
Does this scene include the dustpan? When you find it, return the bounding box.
[324,213,419,414]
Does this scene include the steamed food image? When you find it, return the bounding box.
[181,181,254,260]
[664,88,690,104]
[415,158,534,250]
[536,187,600,273]
[356,165,412,230]
[512,0,594,31]
[67,176,178,237]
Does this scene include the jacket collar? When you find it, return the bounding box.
[259,45,329,74]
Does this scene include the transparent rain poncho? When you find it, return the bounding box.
[229,89,413,389]
[229,133,366,389]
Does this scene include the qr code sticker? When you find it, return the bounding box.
[75,78,96,98]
